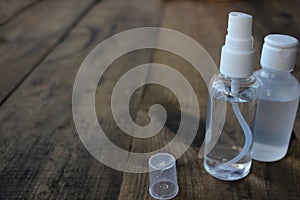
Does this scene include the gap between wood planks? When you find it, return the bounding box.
[0,0,41,26]
[0,0,100,107]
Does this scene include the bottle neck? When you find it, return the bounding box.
[221,74,253,83]
[262,67,292,73]
[221,74,256,96]
[261,67,292,78]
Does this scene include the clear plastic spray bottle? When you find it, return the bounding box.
[252,34,299,162]
[204,12,259,181]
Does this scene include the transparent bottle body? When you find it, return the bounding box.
[204,74,259,181]
[252,68,300,162]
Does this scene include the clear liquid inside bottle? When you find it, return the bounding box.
[204,74,259,181]
[252,69,300,162]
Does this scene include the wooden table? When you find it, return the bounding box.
[1,0,299,199]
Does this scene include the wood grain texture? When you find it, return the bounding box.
[0,0,299,199]
[0,0,39,25]
[0,0,162,199]
[0,0,96,104]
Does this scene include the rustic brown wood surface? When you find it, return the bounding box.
[0,0,299,199]
[0,0,97,104]
[0,0,38,25]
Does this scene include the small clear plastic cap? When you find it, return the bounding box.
[260,34,298,71]
[149,153,179,200]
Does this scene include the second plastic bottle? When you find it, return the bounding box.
[252,34,299,162]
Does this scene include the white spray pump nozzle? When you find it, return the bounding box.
[220,12,255,78]
[226,12,253,48]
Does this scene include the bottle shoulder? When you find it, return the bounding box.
[254,69,300,101]
[209,74,259,103]
[254,69,299,85]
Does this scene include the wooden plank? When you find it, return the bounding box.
[0,0,163,199]
[118,1,300,199]
[119,1,230,199]
[0,0,39,25]
[0,0,96,104]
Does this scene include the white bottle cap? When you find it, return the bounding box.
[220,12,255,78]
[260,34,298,71]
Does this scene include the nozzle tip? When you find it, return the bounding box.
[228,12,252,40]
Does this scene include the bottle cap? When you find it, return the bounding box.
[220,12,255,78]
[260,34,298,71]
[149,153,179,200]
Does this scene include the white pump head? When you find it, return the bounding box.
[220,12,255,78]
[260,34,298,71]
